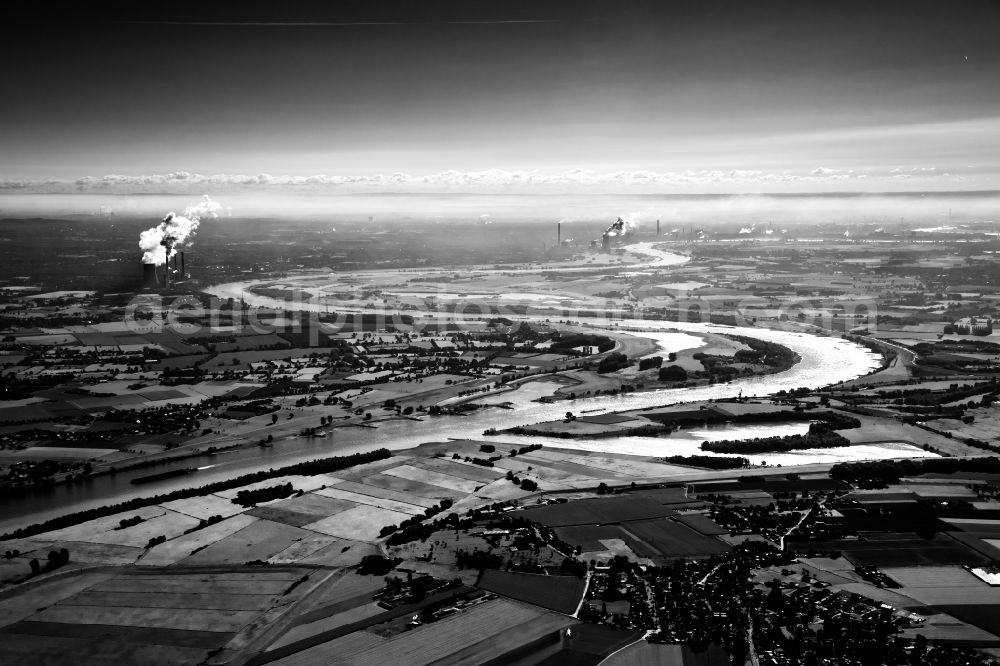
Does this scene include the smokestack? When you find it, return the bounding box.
[142,263,158,289]
[163,241,171,289]
[656,219,660,236]
[180,251,185,277]
[601,233,611,252]
[558,222,561,246]
[159,235,176,289]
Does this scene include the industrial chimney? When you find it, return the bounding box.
[159,236,175,289]
[656,219,660,236]
[557,222,561,246]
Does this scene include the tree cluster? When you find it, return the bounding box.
[233,482,296,507]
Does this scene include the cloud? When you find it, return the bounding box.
[0,165,974,195]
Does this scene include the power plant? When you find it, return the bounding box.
[137,195,220,290]
[594,216,636,252]
[141,250,186,289]
[140,210,200,265]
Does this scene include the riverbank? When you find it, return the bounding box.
[0,318,888,535]
[1,449,392,541]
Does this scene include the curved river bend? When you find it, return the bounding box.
[0,247,886,533]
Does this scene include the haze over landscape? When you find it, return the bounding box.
[4,3,1000,666]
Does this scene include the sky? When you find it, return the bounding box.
[2,0,1000,194]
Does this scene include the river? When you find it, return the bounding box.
[0,245,889,534]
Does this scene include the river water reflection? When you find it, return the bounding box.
[0,247,900,533]
[0,314,890,534]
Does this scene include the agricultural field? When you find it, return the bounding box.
[633,486,706,508]
[17,541,144,567]
[380,464,483,494]
[0,569,312,666]
[555,524,638,552]
[476,570,586,614]
[620,519,731,559]
[520,623,644,666]
[882,565,1000,605]
[897,610,1000,646]
[180,519,317,565]
[266,598,574,666]
[414,457,506,484]
[517,452,638,479]
[247,494,361,527]
[140,514,259,566]
[266,573,390,650]
[313,486,427,515]
[896,483,978,499]
[936,606,1000,639]
[691,477,848,494]
[269,602,385,650]
[836,534,990,568]
[30,505,177,544]
[883,565,988,590]
[303,505,414,542]
[603,641,687,666]
[268,534,344,564]
[62,509,203,549]
[942,519,1000,536]
[674,514,728,535]
[359,472,457,499]
[490,457,585,485]
[327,480,440,509]
[513,496,677,527]
[161,494,248,520]
[542,451,695,479]
[294,541,378,567]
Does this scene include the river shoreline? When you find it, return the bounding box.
[0,245,890,533]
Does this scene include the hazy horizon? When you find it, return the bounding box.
[2,1,998,194]
[2,191,997,229]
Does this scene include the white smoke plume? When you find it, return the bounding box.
[139,195,222,265]
[605,212,640,237]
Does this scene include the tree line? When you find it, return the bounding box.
[0,449,391,540]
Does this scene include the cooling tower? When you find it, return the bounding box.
[142,263,159,289]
